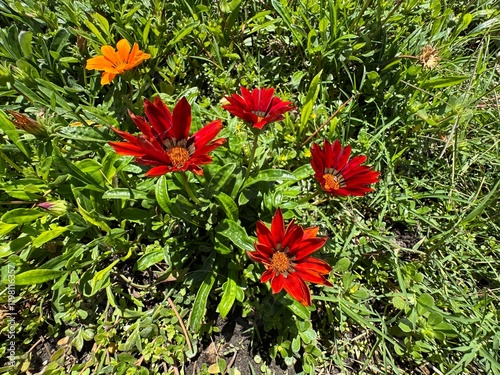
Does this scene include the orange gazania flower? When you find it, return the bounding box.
[109,97,225,176]
[222,87,294,130]
[248,208,332,306]
[311,139,380,196]
[86,39,151,85]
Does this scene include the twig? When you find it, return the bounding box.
[167,297,193,353]
[301,94,356,147]
[223,351,237,375]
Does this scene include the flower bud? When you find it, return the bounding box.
[7,110,48,138]
[37,201,69,217]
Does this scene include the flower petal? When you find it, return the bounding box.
[193,120,223,152]
[172,97,191,140]
[283,272,311,306]
[270,273,285,293]
[116,39,131,62]
[271,208,285,245]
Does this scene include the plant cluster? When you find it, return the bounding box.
[0,1,499,374]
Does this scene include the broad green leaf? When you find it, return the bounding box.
[0,223,18,236]
[32,226,68,248]
[102,188,149,200]
[155,176,199,226]
[135,250,164,271]
[286,299,311,320]
[90,259,120,295]
[15,269,66,285]
[190,272,216,332]
[216,219,254,252]
[1,208,45,224]
[215,192,238,221]
[333,258,351,272]
[417,293,435,308]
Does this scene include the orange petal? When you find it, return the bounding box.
[86,56,113,71]
[101,72,116,85]
[101,45,120,65]
[116,39,131,62]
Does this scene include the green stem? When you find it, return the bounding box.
[181,173,201,206]
[242,130,260,185]
[297,190,321,205]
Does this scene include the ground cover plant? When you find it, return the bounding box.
[0,0,499,374]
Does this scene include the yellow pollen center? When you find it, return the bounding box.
[270,251,291,273]
[323,173,341,190]
[167,146,190,168]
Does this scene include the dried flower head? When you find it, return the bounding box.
[419,45,440,69]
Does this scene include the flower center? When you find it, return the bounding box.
[252,110,267,118]
[113,61,128,73]
[323,173,341,190]
[270,251,291,274]
[166,146,190,168]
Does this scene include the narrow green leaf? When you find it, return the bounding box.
[190,272,216,332]
[243,169,297,189]
[207,163,236,193]
[102,188,149,200]
[422,76,468,89]
[15,269,66,285]
[218,270,239,318]
[18,31,33,57]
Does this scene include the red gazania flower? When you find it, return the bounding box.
[311,139,380,196]
[222,87,294,130]
[109,97,226,176]
[247,208,332,306]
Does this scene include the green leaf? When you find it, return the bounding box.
[218,269,239,318]
[90,259,120,296]
[461,179,500,225]
[18,31,33,57]
[333,258,351,272]
[422,76,468,89]
[135,250,164,271]
[0,110,29,157]
[77,202,111,232]
[102,188,149,200]
[155,176,199,226]
[216,219,254,252]
[417,293,435,308]
[15,269,66,285]
[57,126,110,143]
[215,192,238,221]
[1,208,45,224]
[169,22,199,45]
[0,223,18,236]
[207,163,236,193]
[243,169,297,189]
[32,226,68,248]
[190,272,216,332]
[286,299,311,320]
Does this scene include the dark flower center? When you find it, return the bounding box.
[163,138,195,168]
[252,110,268,119]
[166,146,190,168]
[323,168,345,191]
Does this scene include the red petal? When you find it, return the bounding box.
[128,111,154,139]
[270,273,285,293]
[109,141,145,156]
[283,272,311,306]
[144,97,173,138]
[145,165,172,176]
[172,97,191,140]
[271,208,285,245]
[294,264,333,286]
[290,237,327,260]
[193,120,223,152]
[247,250,269,264]
[260,268,274,283]
[303,227,319,239]
[256,220,274,248]
[297,257,332,275]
